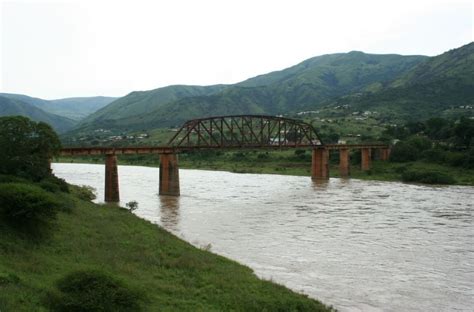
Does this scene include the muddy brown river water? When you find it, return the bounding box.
[53,163,474,312]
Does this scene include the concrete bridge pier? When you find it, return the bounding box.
[159,153,180,196]
[311,148,329,180]
[361,148,372,171]
[339,148,350,177]
[105,154,120,202]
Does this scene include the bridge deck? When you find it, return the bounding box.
[59,144,389,156]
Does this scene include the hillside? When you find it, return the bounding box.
[75,85,228,131]
[392,42,474,87]
[0,96,76,133]
[72,52,427,132]
[0,93,116,121]
[329,42,474,121]
[0,183,331,311]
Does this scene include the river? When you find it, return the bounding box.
[52,163,474,312]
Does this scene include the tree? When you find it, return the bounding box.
[0,116,61,181]
[454,117,474,148]
[425,118,449,140]
[389,136,432,162]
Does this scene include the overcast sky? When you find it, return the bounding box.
[1,0,472,99]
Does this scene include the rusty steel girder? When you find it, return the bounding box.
[167,115,324,149]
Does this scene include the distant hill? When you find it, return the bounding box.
[328,42,474,121]
[392,42,474,87]
[79,85,228,128]
[0,93,116,121]
[74,52,427,132]
[0,96,76,133]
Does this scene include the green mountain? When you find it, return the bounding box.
[0,96,76,133]
[329,42,474,121]
[74,85,229,132]
[75,52,427,132]
[392,42,474,87]
[0,93,116,121]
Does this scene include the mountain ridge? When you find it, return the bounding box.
[0,93,117,121]
[0,95,77,132]
[74,50,430,132]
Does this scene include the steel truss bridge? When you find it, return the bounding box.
[59,115,390,200]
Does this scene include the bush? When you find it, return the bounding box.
[390,142,417,162]
[125,201,138,212]
[45,176,69,193]
[0,183,62,232]
[463,148,474,169]
[39,176,69,194]
[0,174,29,184]
[444,151,466,167]
[390,136,432,162]
[48,270,142,312]
[72,185,97,202]
[401,169,455,185]
[420,148,446,163]
[257,152,270,160]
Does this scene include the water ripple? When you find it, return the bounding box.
[53,163,474,312]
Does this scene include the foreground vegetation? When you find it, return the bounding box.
[0,184,332,311]
[0,115,333,311]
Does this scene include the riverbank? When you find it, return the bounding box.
[56,150,474,186]
[0,183,332,311]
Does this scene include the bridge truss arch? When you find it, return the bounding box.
[167,115,324,149]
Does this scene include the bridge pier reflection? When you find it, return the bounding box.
[159,195,181,232]
[105,154,120,202]
[159,153,180,196]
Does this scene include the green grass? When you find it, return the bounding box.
[0,185,332,311]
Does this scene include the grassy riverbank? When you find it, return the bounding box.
[56,150,474,186]
[0,183,332,311]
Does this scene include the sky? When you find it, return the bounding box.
[0,0,472,100]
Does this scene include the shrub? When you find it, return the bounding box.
[390,142,417,162]
[444,151,466,167]
[48,270,142,312]
[0,183,62,232]
[390,136,432,162]
[125,201,138,212]
[401,169,455,185]
[39,176,69,194]
[39,180,62,193]
[420,148,446,163]
[72,185,97,202]
[257,152,270,160]
[232,152,247,161]
[0,174,29,184]
[462,148,474,169]
[44,176,69,193]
